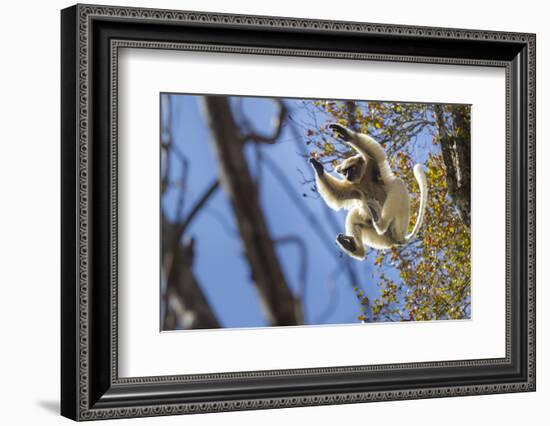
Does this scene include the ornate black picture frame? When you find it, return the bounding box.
[61,4,536,421]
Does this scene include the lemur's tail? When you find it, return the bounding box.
[405,164,428,241]
[354,133,395,186]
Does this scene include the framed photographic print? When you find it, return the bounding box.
[61,3,536,421]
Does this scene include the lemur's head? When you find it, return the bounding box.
[335,154,366,183]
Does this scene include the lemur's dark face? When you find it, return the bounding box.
[336,155,366,183]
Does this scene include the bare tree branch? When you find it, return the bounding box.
[162,231,220,329]
[202,96,301,326]
[177,179,220,236]
[160,94,171,195]
[174,155,190,221]
[161,93,220,330]
[240,100,288,144]
[162,180,222,330]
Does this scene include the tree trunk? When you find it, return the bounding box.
[202,96,301,326]
[435,105,471,227]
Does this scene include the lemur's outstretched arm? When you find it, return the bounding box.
[329,123,395,185]
[309,158,358,211]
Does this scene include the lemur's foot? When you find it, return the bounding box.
[366,199,381,223]
[309,157,324,176]
[329,123,353,142]
[336,233,357,253]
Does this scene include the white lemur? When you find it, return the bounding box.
[309,123,428,260]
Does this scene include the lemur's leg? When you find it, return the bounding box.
[365,198,381,223]
[336,208,366,260]
[309,158,357,211]
[372,180,409,242]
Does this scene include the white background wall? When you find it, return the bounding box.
[0,0,546,424]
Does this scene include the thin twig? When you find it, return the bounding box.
[175,179,220,239]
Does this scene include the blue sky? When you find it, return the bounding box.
[161,94,431,329]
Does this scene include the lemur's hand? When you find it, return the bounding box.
[309,157,324,176]
[329,123,354,142]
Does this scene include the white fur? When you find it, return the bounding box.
[312,125,428,260]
